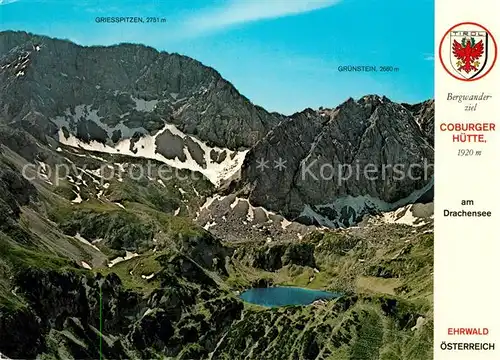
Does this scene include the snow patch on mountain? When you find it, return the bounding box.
[52,104,147,138]
[131,97,159,112]
[56,123,248,186]
[382,205,424,226]
[299,179,434,228]
[141,273,155,280]
[379,202,433,227]
[74,233,100,252]
[108,251,139,267]
[81,261,92,270]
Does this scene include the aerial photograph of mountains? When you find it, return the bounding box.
[0,0,434,359]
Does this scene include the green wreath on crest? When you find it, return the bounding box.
[461,37,475,47]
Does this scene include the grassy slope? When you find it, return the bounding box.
[0,142,433,360]
[217,224,434,360]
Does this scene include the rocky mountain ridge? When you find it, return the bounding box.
[0,30,282,150]
[229,95,434,227]
[0,30,434,360]
[1,31,434,226]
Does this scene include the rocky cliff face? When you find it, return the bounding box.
[0,31,282,186]
[0,31,281,150]
[402,99,435,146]
[2,265,242,360]
[0,31,434,215]
[231,95,434,227]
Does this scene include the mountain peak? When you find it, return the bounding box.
[0,32,281,149]
[236,93,434,227]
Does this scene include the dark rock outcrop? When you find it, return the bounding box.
[233,95,434,227]
[402,99,435,146]
[2,265,243,359]
[236,241,316,272]
[0,31,281,149]
[0,161,37,225]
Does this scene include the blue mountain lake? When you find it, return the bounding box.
[240,286,341,307]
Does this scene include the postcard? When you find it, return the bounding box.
[0,1,497,359]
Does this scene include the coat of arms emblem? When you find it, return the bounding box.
[439,22,497,81]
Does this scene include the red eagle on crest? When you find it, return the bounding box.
[452,37,484,73]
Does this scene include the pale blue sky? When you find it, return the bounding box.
[0,0,434,115]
